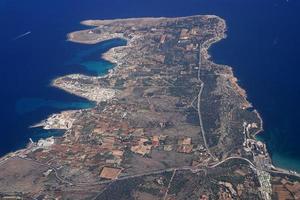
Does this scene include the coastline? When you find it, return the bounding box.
[202,17,298,176]
[0,16,298,190]
[0,14,265,164]
[1,14,300,199]
[49,16,300,178]
[66,14,266,157]
[200,16,264,139]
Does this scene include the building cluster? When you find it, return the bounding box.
[33,111,77,130]
[53,74,118,103]
[242,122,273,171]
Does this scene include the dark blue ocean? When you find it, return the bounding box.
[0,0,300,171]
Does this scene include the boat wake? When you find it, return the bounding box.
[13,31,31,41]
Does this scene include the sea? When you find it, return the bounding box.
[0,0,300,172]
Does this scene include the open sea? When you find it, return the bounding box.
[0,0,300,171]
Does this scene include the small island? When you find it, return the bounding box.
[0,15,299,200]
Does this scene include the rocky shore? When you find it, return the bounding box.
[1,15,299,200]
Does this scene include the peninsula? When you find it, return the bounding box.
[0,15,299,200]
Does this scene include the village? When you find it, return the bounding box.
[1,15,300,200]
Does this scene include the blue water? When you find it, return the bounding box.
[15,98,94,115]
[0,0,300,171]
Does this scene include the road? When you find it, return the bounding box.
[1,150,299,195]
[18,156,73,185]
[209,156,255,168]
[1,44,300,195]
[197,45,216,160]
[163,169,176,200]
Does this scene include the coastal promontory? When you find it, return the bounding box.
[0,15,299,200]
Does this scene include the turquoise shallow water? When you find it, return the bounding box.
[0,31,125,156]
[66,39,125,76]
[1,0,300,173]
[272,153,300,173]
[256,133,300,173]
[14,40,123,117]
[30,129,65,141]
[15,98,95,115]
[80,60,113,75]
